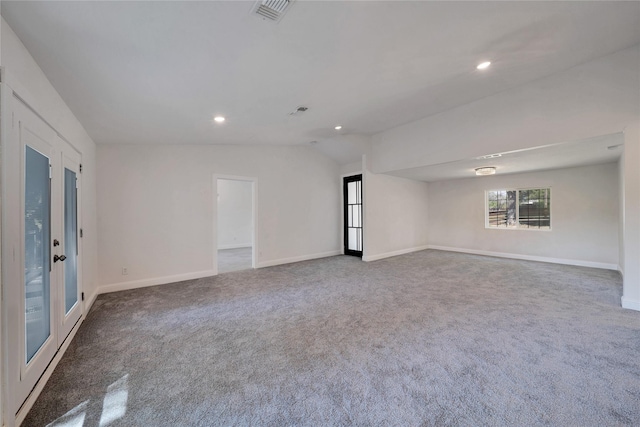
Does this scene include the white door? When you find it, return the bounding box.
[4,95,83,417]
[58,140,82,345]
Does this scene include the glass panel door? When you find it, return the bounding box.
[24,146,51,363]
[343,174,363,257]
[11,98,60,415]
[58,144,83,346]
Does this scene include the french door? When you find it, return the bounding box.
[343,174,363,257]
[4,95,82,417]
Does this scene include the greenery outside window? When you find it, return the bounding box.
[486,188,551,230]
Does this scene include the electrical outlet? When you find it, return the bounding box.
[122,267,128,275]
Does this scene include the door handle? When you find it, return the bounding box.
[53,254,67,263]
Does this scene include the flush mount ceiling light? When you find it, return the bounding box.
[334,125,342,130]
[477,61,491,70]
[477,153,502,160]
[213,116,226,123]
[475,167,496,176]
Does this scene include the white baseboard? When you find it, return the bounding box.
[99,269,217,294]
[14,315,83,427]
[621,297,640,311]
[362,245,429,262]
[218,244,252,250]
[618,265,624,277]
[84,289,99,314]
[427,245,619,271]
[257,250,341,268]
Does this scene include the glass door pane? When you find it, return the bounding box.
[64,168,78,314]
[25,146,51,363]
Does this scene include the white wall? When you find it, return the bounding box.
[97,144,340,288]
[363,162,429,261]
[340,161,362,176]
[217,179,253,249]
[622,122,640,309]
[428,163,619,268]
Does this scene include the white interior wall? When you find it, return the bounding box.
[217,179,253,250]
[97,144,340,290]
[618,156,625,275]
[340,161,362,176]
[427,163,619,268]
[622,123,640,309]
[363,158,429,261]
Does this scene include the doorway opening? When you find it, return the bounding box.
[343,174,363,257]
[216,177,256,273]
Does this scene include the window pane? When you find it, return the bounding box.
[519,188,551,229]
[25,146,51,363]
[352,205,361,227]
[64,168,78,314]
[347,182,357,205]
[348,228,358,250]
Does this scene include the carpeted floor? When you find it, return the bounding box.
[23,250,640,426]
[218,247,253,273]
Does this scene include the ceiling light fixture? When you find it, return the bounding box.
[334,125,342,130]
[477,153,502,160]
[475,167,496,176]
[213,116,226,123]
[477,61,491,70]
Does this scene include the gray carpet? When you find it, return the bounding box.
[218,247,253,273]
[23,250,640,426]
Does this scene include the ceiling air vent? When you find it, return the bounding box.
[253,0,294,22]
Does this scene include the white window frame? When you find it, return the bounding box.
[485,187,552,231]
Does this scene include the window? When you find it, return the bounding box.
[486,188,551,230]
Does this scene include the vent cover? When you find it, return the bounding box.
[253,0,294,22]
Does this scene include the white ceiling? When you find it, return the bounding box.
[2,1,640,161]
[387,133,624,182]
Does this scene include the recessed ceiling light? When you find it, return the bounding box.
[477,61,491,70]
[334,125,342,130]
[475,167,496,176]
[213,116,226,123]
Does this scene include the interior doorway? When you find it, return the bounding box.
[216,177,256,273]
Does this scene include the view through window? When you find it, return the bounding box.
[487,188,551,230]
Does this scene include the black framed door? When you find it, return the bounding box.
[343,174,363,257]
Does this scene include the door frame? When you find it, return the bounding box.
[343,174,363,257]
[212,174,258,274]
